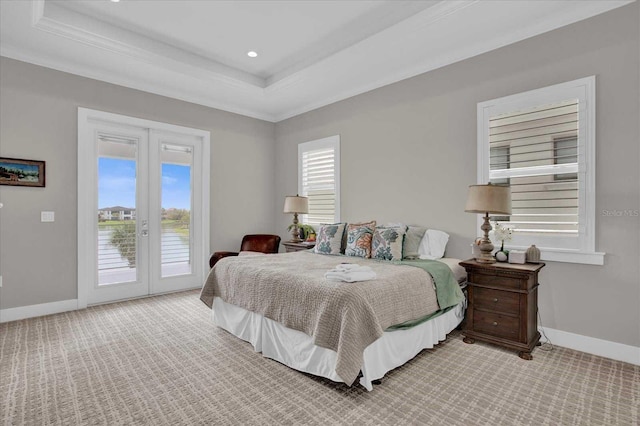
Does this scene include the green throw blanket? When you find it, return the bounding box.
[386,259,465,330]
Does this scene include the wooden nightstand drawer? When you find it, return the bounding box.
[474,287,519,315]
[469,272,523,290]
[460,259,544,360]
[473,311,520,340]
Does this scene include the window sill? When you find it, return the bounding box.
[505,246,605,266]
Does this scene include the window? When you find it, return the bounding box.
[477,77,603,265]
[298,135,340,224]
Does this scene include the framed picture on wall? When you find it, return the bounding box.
[0,157,46,187]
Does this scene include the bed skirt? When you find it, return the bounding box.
[212,297,465,391]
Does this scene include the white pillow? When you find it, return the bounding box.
[418,229,450,259]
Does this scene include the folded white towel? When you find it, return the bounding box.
[324,270,377,283]
[335,264,373,273]
[335,263,359,271]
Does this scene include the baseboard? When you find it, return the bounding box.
[540,326,640,366]
[0,299,79,323]
[0,288,202,323]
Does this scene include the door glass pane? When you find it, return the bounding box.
[161,144,192,277]
[97,136,138,285]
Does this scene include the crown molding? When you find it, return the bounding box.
[265,0,477,95]
[31,0,265,89]
[264,0,442,86]
[0,43,277,122]
[1,0,633,122]
[270,0,633,121]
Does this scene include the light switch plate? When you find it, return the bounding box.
[41,211,55,222]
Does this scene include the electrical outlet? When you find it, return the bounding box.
[41,211,55,222]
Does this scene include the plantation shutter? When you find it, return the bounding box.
[301,147,337,224]
[488,99,579,235]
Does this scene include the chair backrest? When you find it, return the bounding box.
[240,234,281,254]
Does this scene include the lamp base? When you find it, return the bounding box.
[475,250,496,264]
[475,212,496,263]
[290,212,302,243]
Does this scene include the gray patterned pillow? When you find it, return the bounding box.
[313,223,346,255]
[372,226,406,261]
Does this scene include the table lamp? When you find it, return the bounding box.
[283,195,309,242]
[465,183,512,263]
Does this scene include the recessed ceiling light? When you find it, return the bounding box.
[110,0,120,3]
[247,51,258,58]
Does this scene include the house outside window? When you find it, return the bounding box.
[477,76,603,265]
[298,135,340,225]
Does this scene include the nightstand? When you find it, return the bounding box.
[459,259,545,360]
[283,241,316,253]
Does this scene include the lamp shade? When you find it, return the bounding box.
[465,184,512,215]
[283,195,309,214]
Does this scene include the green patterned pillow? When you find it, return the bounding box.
[372,226,406,261]
[345,221,376,258]
[313,223,346,255]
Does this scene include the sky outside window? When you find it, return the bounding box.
[161,163,191,209]
[98,158,191,209]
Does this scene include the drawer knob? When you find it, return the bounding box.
[492,321,498,326]
[493,298,498,302]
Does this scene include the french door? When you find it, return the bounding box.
[78,108,210,306]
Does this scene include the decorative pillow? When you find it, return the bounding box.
[418,229,450,259]
[403,226,427,259]
[372,226,406,260]
[345,221,376,258]
[313,223,346,255]
[427,229,450,258]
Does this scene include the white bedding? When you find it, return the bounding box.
[213,297,465,391]
[436,258,467,283]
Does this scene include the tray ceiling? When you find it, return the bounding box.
[0,0,632,122]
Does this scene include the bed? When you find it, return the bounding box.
[200,251,466,391]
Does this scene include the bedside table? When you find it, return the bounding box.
[283,241,315,253]
[459,259,545,360]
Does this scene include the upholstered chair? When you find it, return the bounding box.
[209,234,281,268]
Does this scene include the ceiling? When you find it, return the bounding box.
[0,0,632,122]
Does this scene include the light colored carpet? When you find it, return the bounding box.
[1,290,638,425]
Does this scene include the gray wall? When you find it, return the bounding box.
[275,3,640,347]
[0,57,276,309]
